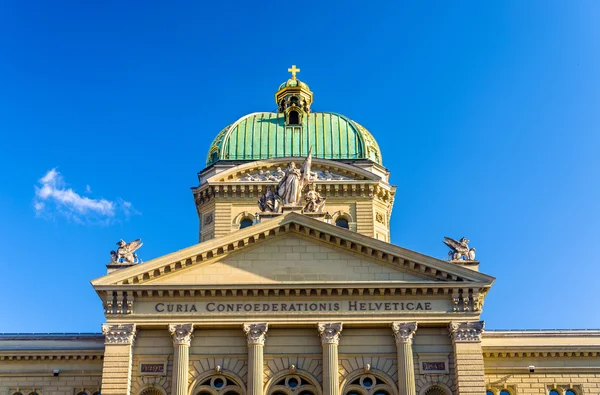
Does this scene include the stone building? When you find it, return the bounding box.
[1,68,599,395]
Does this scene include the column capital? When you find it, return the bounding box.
[391,322,418,345]
[449,321,484,342]
[169,323,194,346]
[102,323,137,345]
[318,322,343,345]
[243,323,268,345]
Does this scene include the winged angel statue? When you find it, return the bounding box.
[443,236,476,261]
[110,239,143,264]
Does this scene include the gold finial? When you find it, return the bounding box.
[287,65,300,80]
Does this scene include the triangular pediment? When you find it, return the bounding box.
[92,213,494,289]
[143,234,429,285]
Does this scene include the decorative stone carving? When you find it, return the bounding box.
[258,185,281,213]
[318,322,343,344]
[392,322,418,344]
[375,212,385,224]
[243,323,268,345]
[204,213,213,225]
[110,238,143,264]
[303,184,326,213]
[169,323,194,346]
[237,168,351,182]
[473,293,485,312]
[102,323,137,344]
[443,236,476,261]
[449,321,485,342]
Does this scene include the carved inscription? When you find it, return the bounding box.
[135,299,450,315]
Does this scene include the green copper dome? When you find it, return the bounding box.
[205,112,382,167]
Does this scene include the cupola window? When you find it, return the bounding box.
[288,110,300,125]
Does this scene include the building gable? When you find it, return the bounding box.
[92,213,494,289]
[144,234,429,285]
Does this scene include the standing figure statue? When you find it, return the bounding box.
[303,184,326,213]
[258,185,280,213]
[443,236,476,261]
[277,148,313,206]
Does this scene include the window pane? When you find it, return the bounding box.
[550,391,560,395]
[486,392,494,395]
[335,218,349,229]
[240,218,253,229]
[566,391,576,395]
[500,391,510,395]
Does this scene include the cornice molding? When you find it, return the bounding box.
[0,351,104,361]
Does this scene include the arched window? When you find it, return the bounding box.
[288,111,300,125]
[240,218,254,229]
[549,391,560,395]
[500,391,511,395]
[566,391,577,395]
[486,392,494,395]
[342,374,394,395]
[193,375,243,395]
[268,374,319,395]
[335,217,349,229]
[423,386,448,395]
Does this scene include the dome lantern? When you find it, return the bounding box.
[275,65,313,126]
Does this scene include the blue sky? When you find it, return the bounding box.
[0,1,598,333]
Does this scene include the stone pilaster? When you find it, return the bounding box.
[392,322,418,395]
[318,322,343,395]
[169,324,194,395]
[244,323,268,395]
[100,323,137,395]
[449,321,486,394]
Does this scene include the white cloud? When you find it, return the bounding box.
[34,168,138,224]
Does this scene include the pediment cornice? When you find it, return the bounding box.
[92,213,494,290]
[205,158,384,183]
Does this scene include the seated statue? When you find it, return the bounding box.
[258,185,280,213]
[303,184,326,213]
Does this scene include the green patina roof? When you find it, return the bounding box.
[205,112,382,167]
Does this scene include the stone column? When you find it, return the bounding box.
[244,323,269,395]
[392,322,418,395]
[169,324,194,395]
[449,321,486,394]
[318,323,343,395]
[100,323,137,395]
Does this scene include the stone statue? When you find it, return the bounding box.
[303,184,326,213]
[258,185,280,213]
[443,236,476,261]
[110,239,143,264]
[277,149,312,206]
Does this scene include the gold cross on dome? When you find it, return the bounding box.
[288,65,300,80]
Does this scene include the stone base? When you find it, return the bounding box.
[302,212,327,220]
[258,212,283,221]
[449,259,480,271]
[282,205,304,213]
[106,262,138,274]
